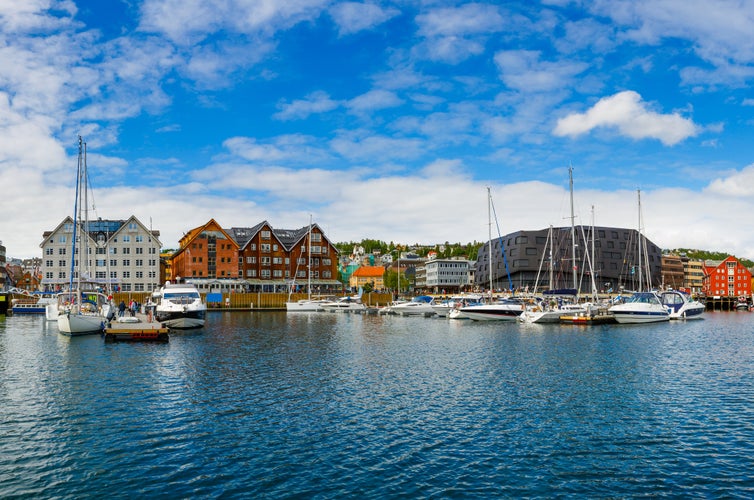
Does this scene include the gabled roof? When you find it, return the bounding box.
[352,265,385,278]
[228,222,267,249]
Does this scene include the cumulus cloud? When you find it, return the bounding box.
[706,164,754,197]
[273,91,340,120]
[346,89,403,113]
[494,50,589,93]
[553,90,700,145]
[329,2,400,36]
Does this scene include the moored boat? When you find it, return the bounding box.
[154,281,207,329]
[659,290,705,319]
[608,292,670,324]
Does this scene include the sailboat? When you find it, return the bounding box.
[609,190,670,324]
[57,137,112,335]
[286,216,326,312]
[521,167,586,323]
[458,187,524,321]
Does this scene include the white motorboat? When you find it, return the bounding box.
[432,294,483,317]
[659,290,705,319]
[154,281,207,329]
[458,297,524,321]
[520,302,587,323]
[321,295,366,312]
[389,295,436,316]
[286,298,329,312]
[609,292,670,324]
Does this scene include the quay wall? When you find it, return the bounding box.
[111,292,395,310]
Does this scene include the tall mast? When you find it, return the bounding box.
[569,165,577,291]
[548,225,554,291]
[488,186,493,299]
[637,189,643,290]
[307,214,312,300]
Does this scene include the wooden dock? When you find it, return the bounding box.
[104,313,169,342]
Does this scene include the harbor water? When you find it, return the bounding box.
[2,311,754,498]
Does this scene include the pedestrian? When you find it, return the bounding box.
[118,300,126,317]
[129,299,136,317]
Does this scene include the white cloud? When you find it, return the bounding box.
[706,164,754,197]
[494,50,589,93]
[553,90,700,145]
[273,91,340,120]
[416,3,504,37]
[329,2,400,36]
[346,89,403,113]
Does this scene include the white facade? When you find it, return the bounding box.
[40,216,161,293]
[423,258,472,292]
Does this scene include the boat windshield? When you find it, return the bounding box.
[164,292,200,301]
[627,292,660,304]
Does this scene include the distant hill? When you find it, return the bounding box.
[667,249,754,268]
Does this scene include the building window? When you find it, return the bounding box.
[261,230,271,239]
[261,244,271,252]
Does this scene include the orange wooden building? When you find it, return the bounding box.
[702,256,752,297]
[170,219,240,282]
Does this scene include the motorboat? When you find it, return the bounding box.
[659,290,705,319]
[520,301,587,324]
[457,297,524,321]
[154,281,207,329]
[321,295,366,312]
[608,292,670,324]
[735,296,750,311]
[432,294,483,317]
[389,295,436,316]
[286,298,329,312]
[11,293,58,315]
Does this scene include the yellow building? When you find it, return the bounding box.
[349,265,385,290]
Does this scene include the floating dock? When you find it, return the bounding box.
[104,313,169,342]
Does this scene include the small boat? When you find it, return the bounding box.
[11,294,57,315]
[520,301,586,324]
[432,294,483,317]
[389,295,436,316]
[735,296,750,311]
[608,292,670,324]
[286,216,324,312]
[659,290,705,319]
[321,295,366,312]
[457,297,524,322]
[154,281,207,329]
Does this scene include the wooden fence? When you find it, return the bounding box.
[111,292,395,310]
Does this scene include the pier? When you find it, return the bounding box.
[104,312,169,342]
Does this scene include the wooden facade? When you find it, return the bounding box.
[703,256,752,297]
[170,219,239,281]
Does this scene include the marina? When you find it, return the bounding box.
[2,311,754,497]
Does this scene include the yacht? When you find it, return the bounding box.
[388,295,436,316]
[659,290,705,319]
[609,292,670,324]
[457,297,524,321]
[320,295,366,312]
[154,281,206,329]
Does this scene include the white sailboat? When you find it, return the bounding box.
[286,216,326,312]
[57,137,112,336]
[459,187,524,321]
[609,190,669,324]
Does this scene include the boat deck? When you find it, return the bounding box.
[104,313,169,342]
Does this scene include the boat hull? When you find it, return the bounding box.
[459,304,523,321]
[155,310,205,329]
[286,300,325,312]
[57,312,106,336]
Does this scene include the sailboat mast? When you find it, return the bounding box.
[307,214,312,300]
[548,225,554,291]
[637,189,643,290]
[488,186,493,299]
[569,166,577,290]
[69,137,83,296]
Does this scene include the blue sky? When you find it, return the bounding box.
[2,0,754,259]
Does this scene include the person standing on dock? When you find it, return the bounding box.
[118,300,126,317]
[146,298,155,323]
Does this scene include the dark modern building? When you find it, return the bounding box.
[474,225,663,294]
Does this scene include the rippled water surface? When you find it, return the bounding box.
[2,311,754,498]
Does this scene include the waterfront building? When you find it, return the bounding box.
[171,219,240,286]
[661,254,685,289]
[420,257,473,294]
[349,265,385,291]
[474,225,663,293]
[40,216,161,293]
[682,257,705,294]
[702,256,752,297]
[169,219,340,292]
[0,240,6,290]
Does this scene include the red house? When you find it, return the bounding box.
[703,256,752,297]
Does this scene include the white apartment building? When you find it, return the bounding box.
[40,215,161,293]
[422,257,472,293]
